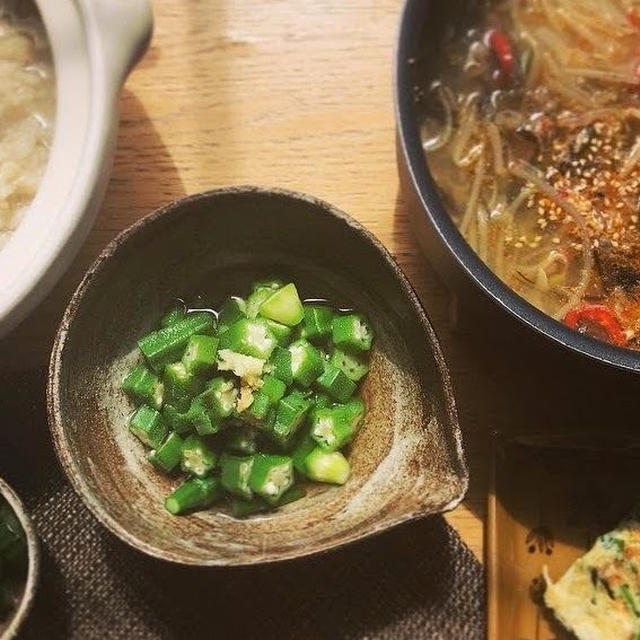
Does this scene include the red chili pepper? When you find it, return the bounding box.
[628,7,640,29]
[486,29,514,79]
[563,304,626,346]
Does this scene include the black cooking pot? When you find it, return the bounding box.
[394,0,640,374]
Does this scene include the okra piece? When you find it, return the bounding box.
[272,391,311,446]
[183,396,216,436]
[149,431,184,473]
[331,313,374,352]
[138,311,216,369]
[121,365,164,410]
[303,448,351,485]
[315,363,356,402]
[301,304,333,342]
[220,454,255,499]
[248,454,294,504]
[311,392,332,410]
[245,390,272,422]
[259,374,286,403]
[329,348,369,382]
[224,425,259,455]
[230,484,306,517]
[218,296,246,333]
[310,399,365,451]
[129,405,167,449]
[164,476,223,515]
[200,377,238,419]
[182,334,219,376]
[268,346,293,386]
[264,319,293,346]
[181,434,217,477]
[288,339,324,387]
[246,286,278,319]
[163,361,203,412]
[160,304,187,328]
[219,318,277,360]
[259,283,304,326]
[162,404,193,436]
[292,431,317,474]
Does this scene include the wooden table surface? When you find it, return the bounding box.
[1,0,491,557]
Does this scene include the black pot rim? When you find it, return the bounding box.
[393,0,640,374]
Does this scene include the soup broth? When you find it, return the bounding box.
[422,0,640,349]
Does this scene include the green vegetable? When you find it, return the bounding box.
[138,311,216,369]
[264,319,293,346]
[121,365,164,409]
[163,361,203,411]
[219,318,277,360]
[182,334,219,376]
[164,477,223,515]
[268,346,293,385]
[162,404,193,435]
[123,280,373,518]
[259,374,286,403]
[224,425,259,455]
[309,399,364,451]
[315,363,356,402]
[218,297,246,332]
[288,339,324,387]
[303,448,350,484]
[329,348,369,382]
[272,391,311,446]
[331,313,374,352]
[181,434,217,477]
[230,484,306,518]
[160,304,187,328]
[149,431,184,473]
[292,431,316,474]
[301,304,333,341]
[259,283,304,326]
[199,377,238,420]
[249,454,294,504]
[220,454,255,499]
[182,396,216,436]
[129,405,167,448]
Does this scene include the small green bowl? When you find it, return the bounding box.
[0,478,39,638]
[48,186,467,565]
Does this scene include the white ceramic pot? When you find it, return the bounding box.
[0,0,152,338]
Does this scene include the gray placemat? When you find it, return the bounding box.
[0,370,485,639]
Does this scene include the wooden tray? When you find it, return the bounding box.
[487,433,640,640]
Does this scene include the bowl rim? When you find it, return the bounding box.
[47,185,468,566]
[0,477,40,639]
[394,0,640,374]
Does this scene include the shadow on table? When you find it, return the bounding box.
[0,370,483,640]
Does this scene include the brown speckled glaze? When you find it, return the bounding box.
[0,478,39,638]
[47,187,468,566]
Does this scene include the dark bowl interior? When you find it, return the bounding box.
[394,0,640,374]
[48,187,467,565]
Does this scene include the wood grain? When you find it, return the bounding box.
[0,0,485,558]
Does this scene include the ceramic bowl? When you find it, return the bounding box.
[0,0,152,339]
[48,187,468,565]
[0,478,39,639]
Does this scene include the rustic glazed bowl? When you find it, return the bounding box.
[0,478,39,639]
[48,186,468,566]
